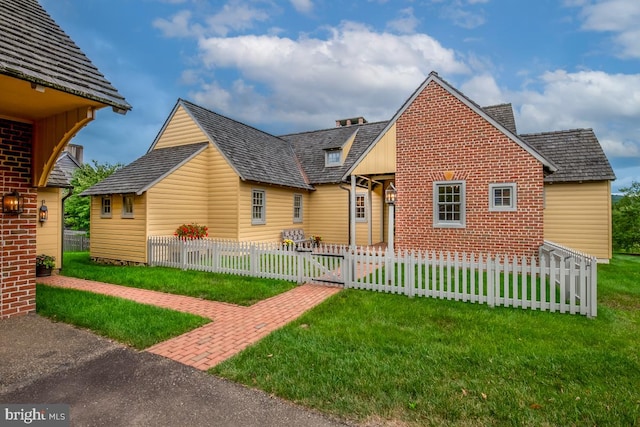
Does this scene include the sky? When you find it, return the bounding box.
[40,0,639,193]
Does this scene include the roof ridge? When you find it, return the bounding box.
[179,98,284,141]
[279,120,389,137]
[520,128,593,137]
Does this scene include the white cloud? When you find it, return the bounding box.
[460,74,504,105]
[386,8,420,34]
[192,22,469,129]
[437,0,487,29]
[290,0,313,14]
[153,1,271,38]
[153,10,199,38]
[205,1,270,36]
[573,0,640,58]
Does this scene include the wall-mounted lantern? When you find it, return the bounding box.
[385,183,397,205]
[39,200,48,223]
[2,191,24,214]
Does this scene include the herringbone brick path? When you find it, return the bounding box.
[37,275,341,370]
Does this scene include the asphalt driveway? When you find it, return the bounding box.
[0,314,352,427]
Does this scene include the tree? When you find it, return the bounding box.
[64,160,122,230]
[612,181,640,252]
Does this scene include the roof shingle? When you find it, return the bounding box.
[179,100,313,190]
[0,0,131,111]
[520,129,615,182]
[81,143,209,196]
[281,122,389,184]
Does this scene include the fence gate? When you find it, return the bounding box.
[302,250,345,285]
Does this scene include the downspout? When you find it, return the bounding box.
[60,187,73,271]
[339,183,351,244]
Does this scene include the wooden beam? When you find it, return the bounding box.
[32,107,94,187]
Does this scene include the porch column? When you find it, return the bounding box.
[350,175,356,247]
[367,179,372,246]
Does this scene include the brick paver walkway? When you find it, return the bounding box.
[38,276,341,370]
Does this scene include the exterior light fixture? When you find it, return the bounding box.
[2,191,24,214]
[385,183,397,205]
[39,200,48,223]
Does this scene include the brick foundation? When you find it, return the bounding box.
[394,81,544,257]
[1,118,36,319]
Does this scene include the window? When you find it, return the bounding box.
[252,189,265,225]
[122,194,134,218]
[101,196,111,218]
[433,181,465,228]
[355,193,367,222]
[325,149,342,167]
[293,194,303,223]
[489,183,517,212]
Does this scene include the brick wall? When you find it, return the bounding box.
[1,118,36,319]
[395,81,544,256]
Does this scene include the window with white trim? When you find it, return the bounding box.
[101,196,112,218]
[433,181,465,227]
[325,149,342,167]
[252,189,266,225]
[293,194,303,223]
[489,183,517,212]
[122,194,134,218]
[355,193,367,222]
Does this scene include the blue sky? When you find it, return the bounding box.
[41,0,639,193]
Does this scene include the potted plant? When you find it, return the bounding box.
[35,254,56,277]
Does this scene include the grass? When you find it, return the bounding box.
[61,252,296,306]
[211,255,640,426]
[36,284,210,349]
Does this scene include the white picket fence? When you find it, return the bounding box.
[147,236,598,317]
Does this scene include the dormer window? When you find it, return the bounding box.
[326,149,342,167]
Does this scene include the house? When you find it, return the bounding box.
[36,146,83,270]
[83,72,614,265]
[0,0,130,319]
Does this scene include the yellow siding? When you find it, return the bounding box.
[238,183,311,242]
[35,187,63,268]
[147,149,210,237]
[308,185,349,244]
[355,185,383,246]
[352,123,396,175]
[207,147,240,240]
[341,131,357,162]
[153,106,209,149]
[544,181,612,260]
[89,193,147,263]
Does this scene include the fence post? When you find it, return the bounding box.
[589,257,597,318]
[487,254,494,308]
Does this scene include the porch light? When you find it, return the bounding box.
[2,191,24,214]
[39,200,48,223]
[385,183,397,205]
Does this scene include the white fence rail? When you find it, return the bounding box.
[147,236,598,317]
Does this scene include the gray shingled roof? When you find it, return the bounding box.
[0,0,131,111]
[483,103,517,134]
[179,100,313,190]
[46,162,72,188]
[81,143,209,196]
[520,129,615,182]
[281,121,389,184]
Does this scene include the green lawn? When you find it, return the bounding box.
[36,284,210,349]
[61,251,296,306]
[211,255,640,426]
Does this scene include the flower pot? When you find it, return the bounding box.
[36,266,52,277]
